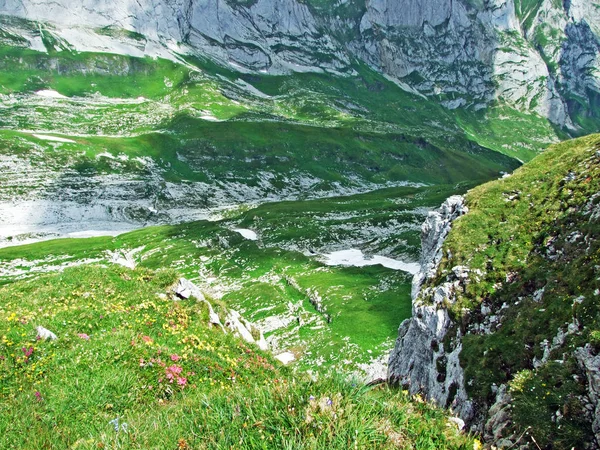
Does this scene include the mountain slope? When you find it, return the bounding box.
[0,264,476,449]
[2,0,598,243]
[0,14,534,246]
[389,134,600,448]
[1,0,598,130]
[0,184,469,374]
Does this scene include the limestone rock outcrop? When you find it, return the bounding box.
[1,0,599,127]
[174,277,268,351]
[388,196,473,421]
[576,345,600,444]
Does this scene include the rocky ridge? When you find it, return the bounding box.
[0,0,599,128]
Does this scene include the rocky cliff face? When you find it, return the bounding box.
[387,196,474,421]
[0,0,350,73]
[1,0,599,128]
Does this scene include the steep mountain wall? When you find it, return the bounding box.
[1,0,599,129]
[389,134,600,448]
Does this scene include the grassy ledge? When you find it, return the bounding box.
[431,134,600,447]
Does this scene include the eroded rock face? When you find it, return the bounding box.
[388,196,473,421]
[0,0,348,73]
[484,385,514,445]
[360,0,454,29]
[412,196,468,298]
[576,345,600,444]
[1,0,599,126]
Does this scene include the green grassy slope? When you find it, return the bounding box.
[433,134,600,447]
[514,0,545,31]
[0,40,528,227]
[0,264,476,449]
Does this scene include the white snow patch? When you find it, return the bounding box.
[233,228,258,241]
[35,90,67,99]
[275,352,296,365]
[200,114,221,122]
[32,134,76,143]
[321,249,420,274]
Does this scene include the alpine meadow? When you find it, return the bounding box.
[0,1,599,449]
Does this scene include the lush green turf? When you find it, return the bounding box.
[430,134,600,447]
[0,264,477,449]
[98,117,520,185]
[235,183,474,258]
[0,43,189,99]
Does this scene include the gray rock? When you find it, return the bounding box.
[1,0,598,126]
[256,331,269,351]
[448,416,465,430]
[495,438,514,449]
[575,345,600,446]
[224,309,256,344]
[175,277,205,301]
[36,325,57,340]
[412,195,468,298]
[484,384,513,442]
[388,196,473,421]
[174,277,270,350]
[174,278,224,329]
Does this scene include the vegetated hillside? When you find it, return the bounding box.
[0,184,468,376]
[0,264,475,449]
[390,134,600,448]
[1,1,598,245]
[0,25,527,245]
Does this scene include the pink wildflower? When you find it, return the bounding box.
[77,333,90,340]
[165,364,183,383]
[170,354,180,361]
[177,377,187,387]
[142,336,153,344]
[34,391,42,401]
